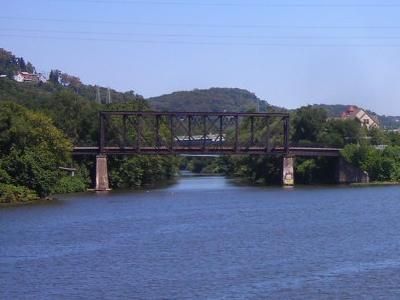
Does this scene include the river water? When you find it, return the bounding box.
[1,175,400,299]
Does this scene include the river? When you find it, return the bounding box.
[1,174,400,299]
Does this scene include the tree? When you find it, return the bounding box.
[26,62,35,74]
[60,73,82,89]
[0,48,25,77]
[368,127,388,145]
[49,69,61,84]
[291,106,328,144]
[18,57,26,72]
[0,102,74,198]
[318,119,362,147]
[341,144,400,181]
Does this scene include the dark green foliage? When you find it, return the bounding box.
[109,156,178,188]
[311,104,350,118]
[291,106,328,144]
[53,176,88,194]
[341,145,400,182]
[2,47,399,195]
[368,127,389,145]
[0,48,36,78]
[0,47,178,197]
[3,149,60,197]
[218,105,400,185]
[0,184,39,204]
[230,155,282,184]
[148,88,274,112]
[295,158,337,184]
[26,62,35,74]
[0,102,79,199]
[182,157,228,174]
[49,69,61,84]
[386,132,400,146]
[318,119,363,147]
[19,57,26,72]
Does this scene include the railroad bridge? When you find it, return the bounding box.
[73,111,368,191]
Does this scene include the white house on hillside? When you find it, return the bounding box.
[13,71,46,83]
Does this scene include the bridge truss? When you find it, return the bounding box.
[76,111,291,156]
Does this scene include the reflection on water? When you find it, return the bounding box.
[1,175,400,299]
[168,173,234,191]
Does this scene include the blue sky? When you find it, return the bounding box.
[2,0,400,115]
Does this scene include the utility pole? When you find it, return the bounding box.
[96,86,101,104]
[107,88,112,104]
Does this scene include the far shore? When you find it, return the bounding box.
[350,181,400,187]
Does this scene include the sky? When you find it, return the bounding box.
[2,0,400,115]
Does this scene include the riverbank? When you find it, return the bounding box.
[2,172,399,207]
[350,181,400,187]
[0,197,54,208]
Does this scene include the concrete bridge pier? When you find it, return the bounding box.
[283,156,295,186]
[336,157,369,184]
[96,154,110,191]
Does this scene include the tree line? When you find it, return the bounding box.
[0,76,177,204]
[184,106,400,185]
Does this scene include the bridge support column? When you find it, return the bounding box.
[336,157,369,184]
[283,156,295,186]
[96,155,110,191]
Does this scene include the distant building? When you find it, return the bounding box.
[341,105,379,129]
[38,73,47,83]
[387,128,400,133]
[13,71,40,83]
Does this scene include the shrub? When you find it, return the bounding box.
[53,176,87,194]
[0,183,39,204]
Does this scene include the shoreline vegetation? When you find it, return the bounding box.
[2,48,400,205]
[3,174,399,207]
[350,181,400,187]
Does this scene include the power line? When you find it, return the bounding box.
[1,16,400,29]
[29,0,400,8]
[5,28,400,40]
[3,33,400,47]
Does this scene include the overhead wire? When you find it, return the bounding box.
[3,33,400,47]
[1,16,400,30]
[4,28,400,40]
[26,0,400,8]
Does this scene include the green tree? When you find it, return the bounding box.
[341,144,400,181]
[291,106,327,144]
[18,57,26,72]
[318,119,362,147]
[0,102,81,199]
[49,69,61,84]
[26,62,35,74]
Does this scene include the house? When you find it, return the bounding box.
[38,73,47,83]
[13,71,40,83]
[341,105,379,129]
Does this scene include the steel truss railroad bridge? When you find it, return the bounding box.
[72,111,356,191]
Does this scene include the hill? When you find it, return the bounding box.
[147,88,278,112]
[0,48,146,144]
[0,48,144,106]
[2,47,399,129]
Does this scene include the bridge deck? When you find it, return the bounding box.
[73,146,341,157]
